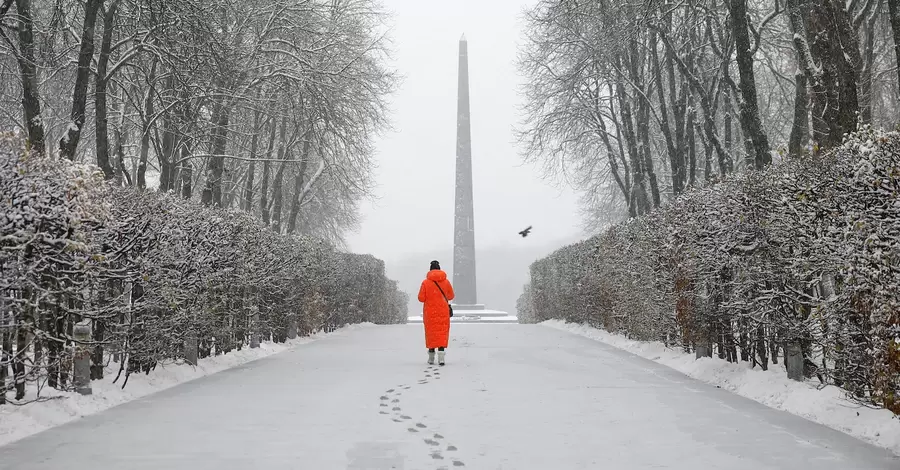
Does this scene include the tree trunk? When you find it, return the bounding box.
[159,77,177,192]
[857,6,879,125]
[788,0,860,151]
[59,0,103,161]
[204,99,231,207]
[627,39,660,208]
[595,91,630,202]
[809,0,861,149]
[174,88,193,196]
[14,320,26,399]
[686,104,697,186]
[788,72,809,157]
[137,60,157,189]
[728,0,771,170]
[651,32,684,196]
[615,77,649,216]
[160,123,175,192]
[756,323,769,371]
[94,0,120,179]
[112,93,130,185]
[0,310,10,404]
[271,152,289,233]
[180,147,192,199]
[91,317,105,380]
[243,111,262,212]
[607,90,635,216]
[13,0,46,155]
[287,141,310,234]
[263,117,287,226]
[890,0,900,101]
[260,159,271,223]
[658,29,734,175]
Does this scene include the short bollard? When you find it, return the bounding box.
[287,317,298,340]
[786,341,804,381]
[695,343,712,359]
[73,323,92,395]
[185,337,198,366]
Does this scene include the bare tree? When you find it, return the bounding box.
[58,0,103,161]
[888,0,900,101]
[727,0,771,169]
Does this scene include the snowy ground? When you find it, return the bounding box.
[0,323,375,448]
[0,324,897,469]
[543,320,900,457]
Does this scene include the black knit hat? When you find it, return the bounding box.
[429,260,441,270]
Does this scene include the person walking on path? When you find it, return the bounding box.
[418,260,454,365]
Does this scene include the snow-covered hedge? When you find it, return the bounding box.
[0,133,406,404]
[521,128,900,414]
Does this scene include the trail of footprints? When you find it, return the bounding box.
[377,365,465,468]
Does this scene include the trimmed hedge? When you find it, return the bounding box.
[0,134,405,403]
[520,129,900,414]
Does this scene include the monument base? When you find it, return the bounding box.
[407,306,519,324]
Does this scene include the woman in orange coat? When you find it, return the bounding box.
[418,260,454,365]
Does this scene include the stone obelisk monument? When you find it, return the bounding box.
[453,34,478,308]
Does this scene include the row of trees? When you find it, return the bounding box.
[1,0,395,243]
[519,129,900,415]
[1,134,407,405]
[519,0,900,226]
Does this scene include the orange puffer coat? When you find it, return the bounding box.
[418,269,455,349]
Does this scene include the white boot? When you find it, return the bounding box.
[427,350,435,365]
[437,351,445,366]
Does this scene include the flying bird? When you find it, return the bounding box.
[519,226,532,238]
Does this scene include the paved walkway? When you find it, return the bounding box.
[1,324,897,469]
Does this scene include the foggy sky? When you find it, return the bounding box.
[346,0,584,263]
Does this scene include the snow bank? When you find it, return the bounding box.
[543,320,900,456]
[0,323,376,447]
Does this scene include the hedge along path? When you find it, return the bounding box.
[0,134,408,406]
[520,129,900,415]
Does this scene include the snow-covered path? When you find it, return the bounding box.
[1,324,897,469]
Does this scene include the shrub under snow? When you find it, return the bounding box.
[520,128,900,415]
[0,133,406,405]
